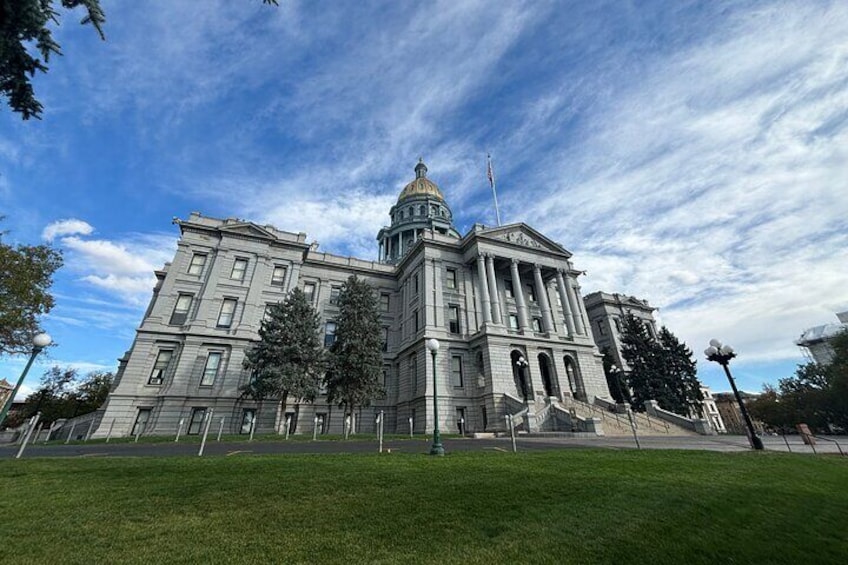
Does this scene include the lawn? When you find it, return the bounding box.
[1,450,846,564]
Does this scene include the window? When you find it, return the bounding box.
[504,279,514,298]
[508,314,519,330]
[148,350,173,385]
[448,305,460,334]
[271,265,287,287]
[188,408,207,435]
[597,320,607,336]
[303,282,316,303]
[381,366,389,387]
[380,293,390,312]
[413,309,420,332]
[187,253,207,275]
[201,352,222,386]
[263,303,275,323]
[414,273,419,294]
[230,258,248,281]
[419,205,425,216]
[329,286,342,305]
[240,409,256,434]
[324,321,337,347]
[532,317,543,332]
[382,327,389,352]
[169,294,192,325]
[446,268,457,289]
[527,284,537,302]
[399,210,404,219]
[410,355,418,393]
[131,409,151,436]
[613,318,622,333]
[217,298,237,328]
[451,355,464,388]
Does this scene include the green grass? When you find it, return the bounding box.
[2,451,847,564]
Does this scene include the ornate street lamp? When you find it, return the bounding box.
[426,338,444,456]
[704,339,764,450]
[516,355,529,401]
[0,333,52,429]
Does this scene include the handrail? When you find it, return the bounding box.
[812,435,845,456]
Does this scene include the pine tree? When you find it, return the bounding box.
[657,326,703,416]
[620,313,663,411]
[325,275,384,433]
[242,287,326,433]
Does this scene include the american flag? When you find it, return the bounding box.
[486,154,495,187]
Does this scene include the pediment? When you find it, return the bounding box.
[477,223,570,256]
[219,222,277,240]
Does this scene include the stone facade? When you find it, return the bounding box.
[583,291,657,371]
[93,163,609,439]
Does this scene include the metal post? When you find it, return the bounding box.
[0,341,47,429]
[721,364,764,450]
[16,413,41,459]
[781,431,791,453]
[105,419,115,443]
[508,414,517,453]
[198,409,214,456]
[627,408,641,449]
[83,420,94,442]
[33,422,45,444]
[217,417,225,442]
[65,421,77,445]
[378,411,384,454]
[429,348,444,456]
[249,415,257,442]
[175,418,184,442]
[44,421,56,443]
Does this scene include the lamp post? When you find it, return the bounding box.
[426,338,444,456]
[516,355,529,401]
[704,339,764,451]
[0,333,52,430]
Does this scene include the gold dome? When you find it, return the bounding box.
[397,160,444,203]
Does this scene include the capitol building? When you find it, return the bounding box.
[94,161,613,438]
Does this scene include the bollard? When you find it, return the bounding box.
[217,417,225,442]
[313,416,319,441]
[377,411,384,454]
[409,416,413,438]
[284,416,291,440]
[198,409,214,456]
[175,418,184,443]
[16,413,41,459]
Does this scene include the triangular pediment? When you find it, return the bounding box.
[475,223,570,256]
[219,222,277,240]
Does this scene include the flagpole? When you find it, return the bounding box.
[487,154,502,226]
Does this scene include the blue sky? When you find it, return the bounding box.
[2,0,847,399]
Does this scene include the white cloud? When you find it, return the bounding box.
[42,219,94,241]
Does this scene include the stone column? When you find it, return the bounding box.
[555,269,575,337]
[398,232,404,258]
[533,264,554,333]
[575,282,591,335]
[510,259,529,331]
[485,255,503,325]
[566,276,585,335]
[476,254,492,324]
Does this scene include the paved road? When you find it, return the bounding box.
[2,434,846,459]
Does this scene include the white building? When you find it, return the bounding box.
[796,311,848,365]
[93,162,611,438]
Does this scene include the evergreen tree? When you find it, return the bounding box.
[325,275,384,432]
[620,313,663,411]
[656,327,703,416]
[242,287,326,433]
[601,348,629,404]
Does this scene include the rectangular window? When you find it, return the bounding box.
[329,286,342,305]
[270,265,287,287]
[527,284,537,302]
[169,294,192,325]
[613,318,622,333]
[504,279,514,298]
[382,327,389,352]
[414,273,419,294]
[448,305,460,334]
[240,409,256,434]
[597,320,607,336]
[414,309,420,332]
[148,350,173,385]
[532,317,543,332]
[380,293,390,312]
[217,298,237,328]
[230,258,248,281]
[303,282,316,303]
[508,314,519,330]
[131,408,151,436]
[200,352,222,386]
[446,268,457,289]
[451,355,464,388]
[187,253,207,275]
[324,321,337,347]
[188,408,207,435]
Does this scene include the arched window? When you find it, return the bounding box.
[538,353,554,398]
[510,350,529,400]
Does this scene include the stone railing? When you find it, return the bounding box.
[644,400,713,435]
